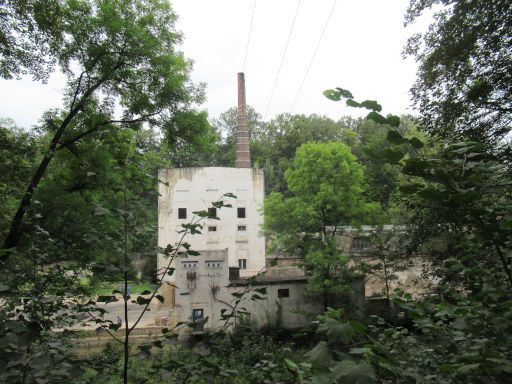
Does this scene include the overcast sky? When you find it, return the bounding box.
[0,0,430,128]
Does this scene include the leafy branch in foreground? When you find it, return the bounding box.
[95,160,236,384]
[318,85,512,382]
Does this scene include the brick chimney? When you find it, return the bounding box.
[236,72,251,168]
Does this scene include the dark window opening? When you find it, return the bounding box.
[192,308,204,331]
[238,225,247,231]
[237,207,246,218]
[181,261,198,269]
[208,207,217,218]
[351,237,372,250]
[238,259,247,270]
[205,260,222,269]
[278,288,290,298]
[208,226,217,232]
[178,208,187,219]
[192,308,203,321]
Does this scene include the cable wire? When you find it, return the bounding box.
[263,0,303,121]
[242,0,257,72]
[290,0,337,113]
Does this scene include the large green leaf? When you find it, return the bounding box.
[366,111,388,125]
[306,341,333,370]
[93,206,110,216]
[386,130,408,145]
[360,100,382,112]
[408,137,424,149]
[318,318,355,344]
[381,148,405,164]
[331,360,376,384]
[324,89,342,101]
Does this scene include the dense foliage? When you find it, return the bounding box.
[405,0,512,149]
[264,142,374,308]
[0,0,64,79]
[1,0,511,382]
[1,0,208,253]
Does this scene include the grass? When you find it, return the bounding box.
[92,281,157,295]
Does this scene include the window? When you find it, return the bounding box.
[278,288,290,298]
[206,260,222,269]
[208,226,217,232]
[192,308,204,322]
[351,237,372,250]
[181,261,198,269]
[237,225,247,231]
[192,308,205,330]
[208,207,217,218]
[238,259,247,270]
[237,207,246,218]
[178,208,187,219]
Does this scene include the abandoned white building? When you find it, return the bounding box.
[156,73,325,330]
[156,73,426,331]
[161,249,324,330]
[157,167,265,280]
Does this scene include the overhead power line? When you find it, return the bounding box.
[290,0,337,113]
[264,0,303,121]
[242,0,257,72]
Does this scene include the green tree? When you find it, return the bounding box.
[405,0,512,148]
[29,127,164,268]
[0,0,65,80]
[361,137,512,382]
[322,86,512,382]
[265,142,376,306]
[1,0,207,256]
[254,113,347,194]
[347,115,423,209]
[0,119,40,239]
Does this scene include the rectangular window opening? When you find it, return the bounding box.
[237,207,246,218]
[238,259,247,270]
[351,237,372,250]
[178,208,187,219]
[206,260,222,269]
[192,308,204,322]
[237,225,247,231]
[278,288,290,298]
[208,226,217,232]
[208,207,217,218]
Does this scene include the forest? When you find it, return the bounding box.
[0,0,511,383]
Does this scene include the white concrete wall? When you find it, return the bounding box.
[172,249,233,329]
[168,249,321,331]
[226,282,323,329]
[158,167,266,281]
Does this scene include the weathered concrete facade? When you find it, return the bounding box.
[167,250,323,330]
[227,276,324,329]
[333,226,433,297]
[157,167,266,281]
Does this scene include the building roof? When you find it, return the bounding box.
[228,274,308,287]
[326,224,404,233]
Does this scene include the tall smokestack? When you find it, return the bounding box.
[236,72,251,168]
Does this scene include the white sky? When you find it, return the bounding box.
[0,0,430,128]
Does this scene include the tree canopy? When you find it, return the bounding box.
[405,0,512,147]
[1,0,208,254]
[0,0,64,80]
[264,142,375,306]
[1,0,512,382]
[265,142,371,243]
